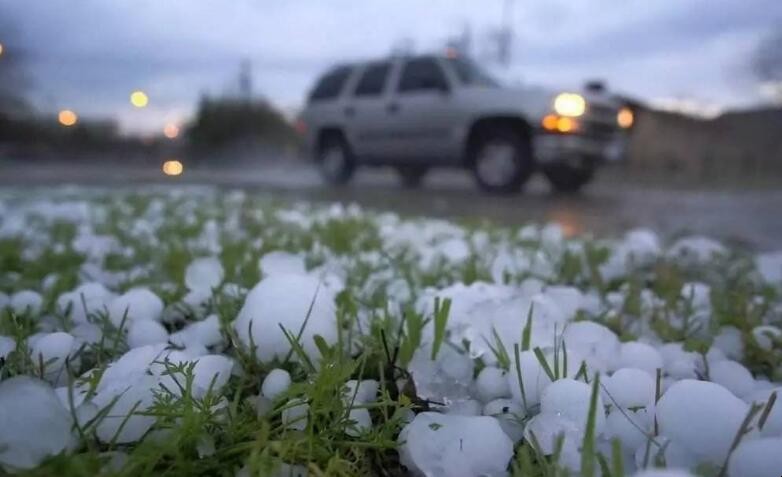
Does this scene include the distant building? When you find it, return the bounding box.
[626,106,782,180]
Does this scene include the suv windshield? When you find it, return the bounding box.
[447,57,499,87]
[308,66,352,102]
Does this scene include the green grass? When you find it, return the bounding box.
[0,187,780,476]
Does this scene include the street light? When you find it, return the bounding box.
[58,110,78,127]
[162,159,184,176]
[163,123,180,139]
[130,90,149,108]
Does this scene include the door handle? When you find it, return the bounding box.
[386,102,400,114]
[344,106,355,117]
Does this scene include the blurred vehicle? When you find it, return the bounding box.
[298,53,633,193]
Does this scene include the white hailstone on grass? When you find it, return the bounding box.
[182,288,212,314]
[190,355,234,398]
[437,237,471,263]
[756,251,782,285]
[668,236,726,264]
[475,366,510,402]
[727,437,782,477]
[184,256,224,292]
[222,282,246,299]
[605,407,653,451]
[746,387,782,437]
[56,282,113,324]
[97,344,168,392]
[444,399,482,416]
[659,343,700,380]
[0,336,15,360]
[28,332,76,384]
[543,286,584,321]
[603,368,655,409]
[126,320,169,348]
[624,228,661,262]
[71,322,103,345]
[0,376,77,470]
[541,378,606,435]
[281,399,309,431]
[170,314,224,349]
[343,379,378,404]
[408,343,474,405]
[631,470,697,477]
[523,412,582,455]
[398,412,513,477]
[108,288,164,328]
[261,369,292,401]
[562,321,621,372]
[752,325,781,351]
[507,350,553,408]
[680,282,711,311]
[617,341,664,377]
[656,379,748,464]
[233,274,337,363]
[258,251,307,277]
[93,375,159,444]
[709,360,755,397]
[0,292,9,309]
[345,408,372,437]
[483,398,525,442]
[712,326,744,361]
[10,290,43,316]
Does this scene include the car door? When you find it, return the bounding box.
[342,61,397,161]
[386,57,456,161]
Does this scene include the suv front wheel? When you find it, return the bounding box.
[318,133,355,185]
[469,126,534,194]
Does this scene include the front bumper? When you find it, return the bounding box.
[533,130,626,165]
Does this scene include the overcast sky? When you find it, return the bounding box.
[3,0,780,133]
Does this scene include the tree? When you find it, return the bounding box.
[753,27,782,104]
[0,12,31,116]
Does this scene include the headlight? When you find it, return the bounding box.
[617,107,634,129]
[553,93,586,117]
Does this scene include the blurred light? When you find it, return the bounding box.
[294,119,307,135]
[556,117,577,133]
[130,90,149,108]
[0,43,4,57]
[163,123,180,139]
[542,114,559,131]
[617,107,634,129]
[58,110,78,127]
[444,46,459,59]
[553,93,586,117]
[162,159,184,176]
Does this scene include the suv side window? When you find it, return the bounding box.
[308,66,352,102]
[397,58,448,93]
[353,62,391,97]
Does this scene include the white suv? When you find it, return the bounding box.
[297,54,632,193]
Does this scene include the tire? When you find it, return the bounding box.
[395,165,428,188]
[469,125,534,194]
[317,133,355,185]
[542,161,595,193]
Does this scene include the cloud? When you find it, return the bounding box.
[3,0,780,133]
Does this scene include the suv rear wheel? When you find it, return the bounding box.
[318,133,355,185]
[470,126,534,194]
[395,165,428,188]
[542,160,595,193]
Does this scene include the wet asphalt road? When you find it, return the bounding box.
[1,159,781,250]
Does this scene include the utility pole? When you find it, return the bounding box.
[238,59,253,101]
[496,0,514,67]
